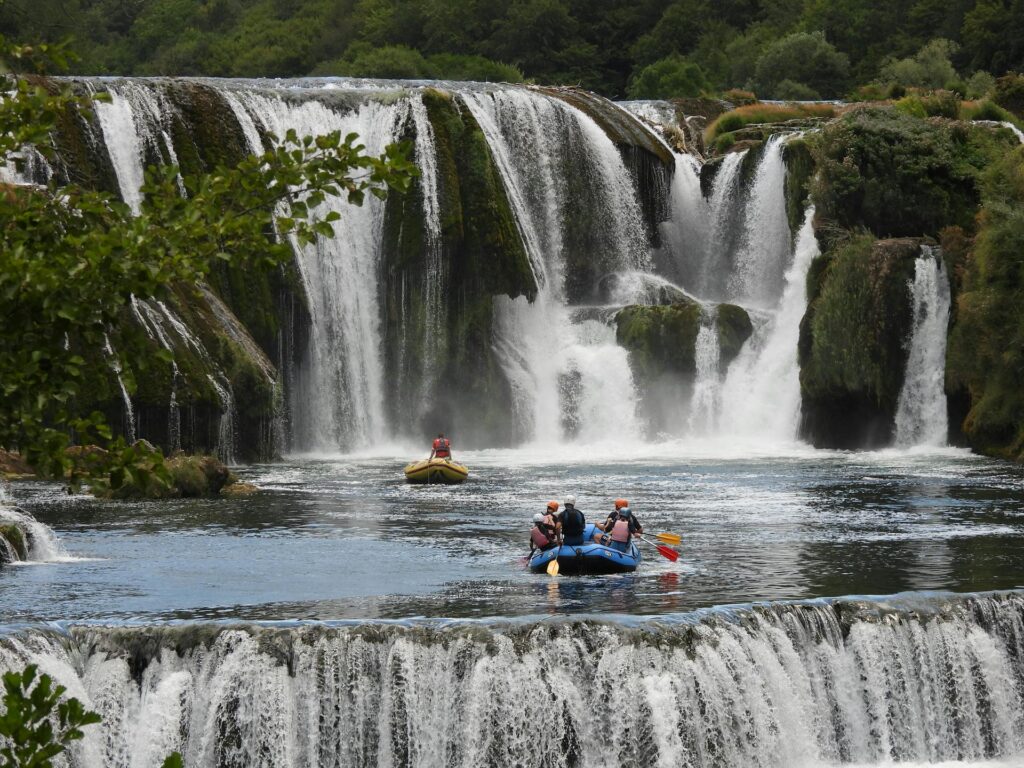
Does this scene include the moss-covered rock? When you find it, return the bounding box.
[717,303,754,365]
[96,453,231,499]
[809,107,1017,246]
[798,236,921,448]
[782,138,814,237]
[615,300,752,378]
[946,147,1024,461]
[0,525,28,563]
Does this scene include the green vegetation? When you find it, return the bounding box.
[4,0,1024,99]
[626,55,711,99]
[0,39,414,485]
[808,107,1009,242]
[798,236,921,448]
[706,103,835,141]
[947,147,1024,461]
[0,664,179,768]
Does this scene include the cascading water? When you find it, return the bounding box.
[463,89,651,443]
[226,91,405,451]
[0,506,69,562]
[894,247,952,447]
[700,150,746,300]
[729,133,794,308]
[687,309,721,435]
[5,592,1024,767]
[718,206,820,440]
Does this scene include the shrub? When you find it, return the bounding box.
[706,102,835,140]
[993,72,1024,117]
[774,79,821,101]
[851,83,888,101]
[879,38,959,90]
[721,88,757,106]
[809,106,993,239]
[894,95,927,119]
[961,99,1017,124]
[627,54,711,99]
[966,70,996,100]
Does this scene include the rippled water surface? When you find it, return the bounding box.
[5,442,1024,622]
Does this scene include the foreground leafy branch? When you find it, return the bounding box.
[0,37,416,485]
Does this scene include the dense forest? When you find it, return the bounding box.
[3,0,1023,99]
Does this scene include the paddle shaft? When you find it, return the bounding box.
[638,535,679,562]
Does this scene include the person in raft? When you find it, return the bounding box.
[594,498,643,551]
[430,432,452,460]
[542,500,561,542]
[529,504,560,555]
[560,494,586,546]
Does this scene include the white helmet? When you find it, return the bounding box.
[533,513,544,523]
[564,494,576,506]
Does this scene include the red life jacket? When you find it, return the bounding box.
[610,518,631,543]
[530,524,551,548]
[433,438,450,457]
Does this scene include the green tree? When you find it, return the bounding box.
[753,31,849,99]
[961,0,1024,75]
[626,54,710,99]
[0,664,181,768]
[0,39,414,482]
[879,38,960,89]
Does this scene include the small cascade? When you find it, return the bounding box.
[659,153,709,289]
[1002,120,1024,143]
[700,150,747,299]
[207,376,236,464]
[687,309,721,434]
[0,506,69,562]
[102,335,136,443]
[718,207,820,440]
[894,247,952,447]
[5,592,1024,766]
[729,133,793,307]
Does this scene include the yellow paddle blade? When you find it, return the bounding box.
[655,533,682,545]
[546,557,560,576]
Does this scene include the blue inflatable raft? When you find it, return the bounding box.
[529,524,642,575]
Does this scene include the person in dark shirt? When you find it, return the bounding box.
[596,501,643,551]
[560,494,586,546]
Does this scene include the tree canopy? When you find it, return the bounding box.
[2,0,1023,98]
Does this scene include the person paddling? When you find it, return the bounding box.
[529,510,558,555]
[430,432,452,460]
[596,501,643,552]
[543,500,561,543]
[560,494,586,547]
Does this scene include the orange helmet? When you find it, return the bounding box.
[614,498,629,509]
[546,500,559,511]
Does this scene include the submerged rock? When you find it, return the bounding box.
[0,524,27,563]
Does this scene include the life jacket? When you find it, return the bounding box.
[610,517,631,543]
[433,437,450,457]
[562,507,584,536]
[530,523,551,548]
[542,513,556,532]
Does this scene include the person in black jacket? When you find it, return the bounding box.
[560,494,586,546]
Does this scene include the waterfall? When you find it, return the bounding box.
[718,207,820,440]
[729,133,793,308]
[102,335,136,443]
[659,153,709,289]
[700,150,746,300]
[1001,120,1024,144]
[463,89,650,442]
[687,309,721,434]
[0,506,69,562]
[5,592,1024,767]
[223,92,406,450]
[894,247,951,447]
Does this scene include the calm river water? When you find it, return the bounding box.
[4,440,1024,623]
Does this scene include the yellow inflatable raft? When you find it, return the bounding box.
[403,458,469,485]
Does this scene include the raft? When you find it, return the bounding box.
[404,457,469,485]
[528,524,641,575]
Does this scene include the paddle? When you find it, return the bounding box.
[654,532,682,546]
[638,535,679,562]
[546,545,561,576]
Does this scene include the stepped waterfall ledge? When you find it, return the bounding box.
[4,592,1024,767]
